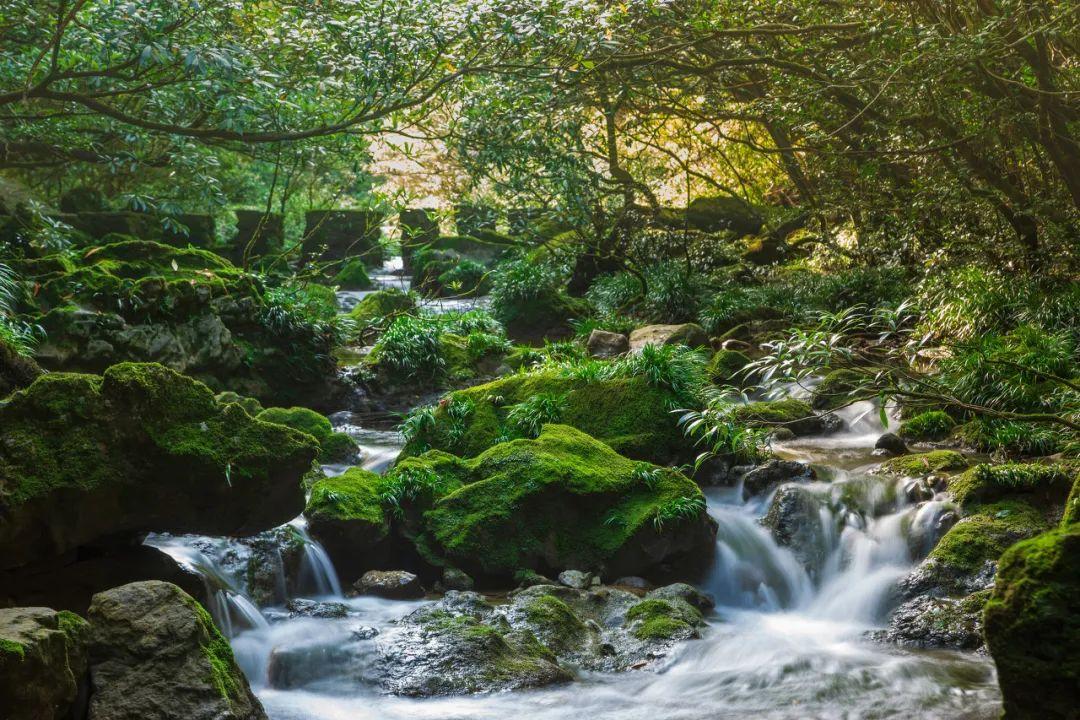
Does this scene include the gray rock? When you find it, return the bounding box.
[355,570,423,599]
[628,323,709,353]
[285,599,349,619]
[741,459,815,499]
[86,581,266,720]
[763,485,832,579]
[0,607,89,720]
[646,583,715,612]
[558,570,594,589]
[612,576,650,590]
[875,433,908,455]
[879,593,986,650]
[586,329,629,358]
[441,567,475,591]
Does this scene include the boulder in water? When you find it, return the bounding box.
[86,580,266,720]
[646,583,715,612]
[441,567,475,591]
[304,468,395,583]
[880,592,987,650]
[741,459,815,499]
[984,524,1080,720]
[558,570,595,590]
[0,607,89,720]
[256,406,359,464]
[586,329,629,358]
[878,450,967,477]
[355,570,423,599]
[0,363,319,570]
[763,485,832,580]
[875,432,908,456]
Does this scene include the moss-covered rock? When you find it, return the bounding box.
[623,597,703,641]
[728,397,838,437]
[707,348,752,385]
[346,288,416,329]
[0,607,89,720]
[810,369,867,411]
[86,580,266,719]
[413,425,715,580]
[628,324,709,353]
[0,337,41,398]
[256,406,358,464]
[304,468,394,582]
[1064,473,1080,526]
[331,258,373,290]
[928,501,1049,581]
[0,363,318,569]
[898,410,956,442]
[400,372,691,465]
[947,463,1075,512]
[879,450,968,477]
[214,391,264,416]
[984,524,1080,720]
[683,195,763,236]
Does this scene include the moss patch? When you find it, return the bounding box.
[928,501,1049,577]
[332,258,374,290]
[948,463,1075,512]
[898,410,956,441]
[257,406,357,463]
[624,598,702,641]
[347,288,416,328]
[707,349,751,385]
[880,450,968,476]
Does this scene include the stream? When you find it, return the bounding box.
[146,261,1002,720]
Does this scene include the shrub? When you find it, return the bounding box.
[898,410,956,441]
[372,315,445,378]
[505,392,569,438]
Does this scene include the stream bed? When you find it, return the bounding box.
[147,263,1002,720]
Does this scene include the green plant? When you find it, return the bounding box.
[400,404,438,447]
[677,386,771,468]
[616,344,707,402]
[652,495,706,532]
[379,466,450,520]
[372,314,445,378]
[505,391,569,438]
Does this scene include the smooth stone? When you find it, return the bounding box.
[355,570,423,599]
[586,329,629,358]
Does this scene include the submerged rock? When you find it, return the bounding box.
[0,363,318,570]
[86,581,266,720]
[380,591,571,696]
[763,485,832,580]
[0,607,89,720]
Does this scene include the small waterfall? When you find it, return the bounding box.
[295,530,343,597]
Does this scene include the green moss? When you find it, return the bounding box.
[55,611,87,642]
[729,398,813,427]
[346,288,416,328]
[191,599,242,702]
[898,410,956,441]
[707,349,751,385]
[214,391,264,416]
[624,598,702,641]
[948,463,1075,511]
[256,406,357,463]
[522,596,587,652]
[400,372,689,465]
[983,524,1080,719]
[332,258,374,290]
[305,468,388,528]
[880,450,968,476]
[0,638,26,659]
[417,425,708,578]
[810,369,866,411]
[1064,473,1080,527]
[928,501,1049,576]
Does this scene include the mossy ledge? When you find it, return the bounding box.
[0,362,318,569]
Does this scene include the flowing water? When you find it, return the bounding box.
[147,275,1002,719]
[336,256,491,315]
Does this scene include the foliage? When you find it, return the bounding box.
[677,386,771,469]
[372,314,446,379]
[0,263,41,356]
[505,392,569,439]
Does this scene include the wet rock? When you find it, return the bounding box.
[763,485,832,580]
[355,570,423,599]
[86,581,266,720]
[741,459,815,499]
[0,363,318,570]
[285,599,349,619]
[586,329,629,358]
[441,568,475,591]
[628,323,709,353]
[879,592,987,650]
[646,583,715,612]
[268,640,360,690]
[515,570,557,588]
[242,526,308,607]
[0,607,89,720]
[379,591,570,696]
[902,478,935,504]
[875,433,908,456]
[558,570,594,590]
[351,625,380,640]
[612,576,651,591]
[0,337,41,398]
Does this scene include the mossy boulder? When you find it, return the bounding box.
[628,324,709,353]
[331,258,373,290]
[86,580,266,719]
[728,398,839,437]
[0,337,41,398]
[927,501,1049,582]
[984,525,1080,720]
[214,391,264,416]
[304,469,394,582]
[0,607,89,720]
[412,425,716,580]
[256,406,358,464]
[879,450,968,477]
[623,597,703,641]
[810,369,867,411]
[898,410,956,442]
[947,463,1075,512]
[707,348,752,385]
[684,195,763,236]
[346,288,416,329]
[0,363,318,569]
[400,372,691,465]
